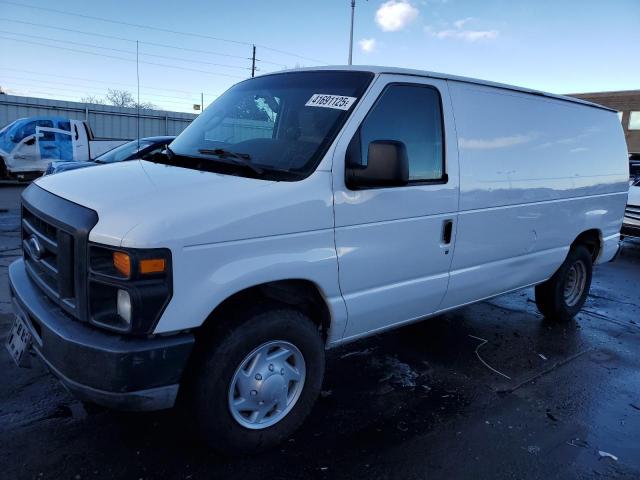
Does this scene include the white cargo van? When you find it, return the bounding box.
[6,67,629,453]
[0,116,126,179]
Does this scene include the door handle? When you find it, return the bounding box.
[441,219,453,245]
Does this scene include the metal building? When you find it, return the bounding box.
[569,90,640,155]
[0,94,197,140]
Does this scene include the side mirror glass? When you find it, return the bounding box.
[346,139,409,188]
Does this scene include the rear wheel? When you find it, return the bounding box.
[191,306,324,455]
[535,245,592,322]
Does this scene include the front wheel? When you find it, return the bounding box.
[191,306,324,455]
[535,245,593,322]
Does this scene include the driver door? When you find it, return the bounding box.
[332,75,460,340]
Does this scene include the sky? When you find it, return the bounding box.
[0,0,639,113]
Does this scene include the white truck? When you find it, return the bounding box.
[0,116,126,180]
[623,177,640,237]
[6,67,629,454]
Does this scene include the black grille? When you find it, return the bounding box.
[625,204,640,222]
[22,207,76,309]
[21,185,98,322]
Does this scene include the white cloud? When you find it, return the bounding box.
[433,28,499,41]
[459,133,538,150]
[453,17,474,29]
[358,38,377,53]
[426,17,499,42]
[375,1,419,32]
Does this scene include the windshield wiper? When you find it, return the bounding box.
[150,146,270,177]
[197,148,263,175]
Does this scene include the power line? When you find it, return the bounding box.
[0,1,250,46]
[0,18,289,67]
[2,81,197,106]
[1,75,206,103]
[0,66,221,97]
[0,30,253,71]
[0,0,327,64]
[0,35,247,79]
[257,45,326,66]
[6,85,200,110]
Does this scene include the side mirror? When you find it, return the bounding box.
[346,139,409,188]
[24,135,36,146]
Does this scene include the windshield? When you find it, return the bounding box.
[168,71,374,180]
[96,139,155,163]
[0,119,19,136]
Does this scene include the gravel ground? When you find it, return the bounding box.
[0,184,639,480]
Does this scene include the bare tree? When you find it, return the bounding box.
[105,89,135,107]
[135,100,156,110]
[105,89,155,109]
[80,95,105,105]
[81,89,155,110]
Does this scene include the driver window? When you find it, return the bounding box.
[359,84,445,182]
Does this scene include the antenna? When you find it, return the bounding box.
[348,0,355,65]
[136,39,140,149]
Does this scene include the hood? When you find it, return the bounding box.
[49,160,97,174]
[34,160,332,248]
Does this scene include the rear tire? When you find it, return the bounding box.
[535,245,592,322]
[190,306,324,455]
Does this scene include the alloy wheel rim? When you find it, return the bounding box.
[564,260,587,307]
[228,340,306,430]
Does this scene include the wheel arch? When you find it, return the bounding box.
[571,228,602,262]
[198,279,333,344]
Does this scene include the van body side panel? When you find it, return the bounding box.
[440,82,628,310]
[332,75,460,340]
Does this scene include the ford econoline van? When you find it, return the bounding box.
[6,67,629,453]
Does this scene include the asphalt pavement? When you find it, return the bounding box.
[0,184,639,480]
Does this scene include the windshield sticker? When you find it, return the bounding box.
[305,94,357,111]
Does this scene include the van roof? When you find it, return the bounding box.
[268,65,615,113]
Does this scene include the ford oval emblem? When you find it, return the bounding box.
[27,235,44,260]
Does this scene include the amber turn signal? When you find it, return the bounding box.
[113,251,132,277]
[139,258,166,274]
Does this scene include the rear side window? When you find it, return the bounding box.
[359,84,444,182]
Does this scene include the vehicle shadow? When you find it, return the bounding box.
[41,295,590,479]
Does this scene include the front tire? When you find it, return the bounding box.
[191,306,324,455]
[535,245,592,322]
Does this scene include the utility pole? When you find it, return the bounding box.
[201,92,204,112]
[348,0,355,65]
[251,45,256,77]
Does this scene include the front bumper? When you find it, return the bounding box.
[8,258,195,411]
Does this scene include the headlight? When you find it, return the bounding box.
[88,244,172,333]
[117,289,132,325]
